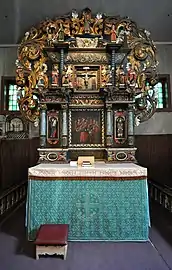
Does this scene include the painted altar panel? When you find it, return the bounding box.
[69,109,104,147]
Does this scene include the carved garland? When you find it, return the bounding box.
[16,8,158,123]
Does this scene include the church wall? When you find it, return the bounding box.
[0,46,17,106]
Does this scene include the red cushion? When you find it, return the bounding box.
[35,224,69,245]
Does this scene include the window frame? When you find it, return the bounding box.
[154,74,171,112]
[1,76,21,115]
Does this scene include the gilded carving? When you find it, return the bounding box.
[16,8,158,124]
[75,37,99,48]
[70,98,104,106]
[65,53,109,64]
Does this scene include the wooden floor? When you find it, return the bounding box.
[0,201,172,270]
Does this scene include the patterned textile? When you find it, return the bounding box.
[27,179,150,241]
[28,163,147,179]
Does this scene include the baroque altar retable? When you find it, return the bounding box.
[16,8,158,163]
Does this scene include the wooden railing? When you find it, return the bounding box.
[148,179,172,212]
[0,181,27,222]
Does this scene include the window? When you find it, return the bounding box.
[1,77,19,112]
[6,83,19,111]
[146,75,170,110]
[1,76,39,114]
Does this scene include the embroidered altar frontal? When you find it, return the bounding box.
[27,163,150,241]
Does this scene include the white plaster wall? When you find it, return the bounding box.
[135,112,172,135]
[135,44,172,135]
[0,47,17,105]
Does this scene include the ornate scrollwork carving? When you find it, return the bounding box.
[134,86,157,124]
[16,7,158,124]
[65,52,109,64]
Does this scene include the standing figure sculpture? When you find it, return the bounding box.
[111,24,116,42]
[58,23,65,41]
[83,8,92,34]
[49,117,58,138]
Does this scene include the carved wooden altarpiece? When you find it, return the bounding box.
[16,8,158,163]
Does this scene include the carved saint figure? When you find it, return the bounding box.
[58,23,64,41]
[116,117,125,138]
[116,66,125,87]
[83,9,92,34]
[52,65,59,87]
[111,24,116,42]
[127,63,137,87]
[49,116,58,138]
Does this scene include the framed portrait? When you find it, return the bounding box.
[74,65,100,92]
[47,111,59,145]
[69,109,104,147]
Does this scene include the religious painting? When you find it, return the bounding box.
[114,110,127,144]
[74,66,100,91]
[69,109,104,147]
[47,111,59,145]
[51,64,59,87]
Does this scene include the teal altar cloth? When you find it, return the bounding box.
[27,163,150,241]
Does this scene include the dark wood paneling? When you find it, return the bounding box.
[135,135,172,187]
[0,138,39,192]
[0,135,171,191]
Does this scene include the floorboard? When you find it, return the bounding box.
[0,202,171,270]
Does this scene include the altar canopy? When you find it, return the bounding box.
[27,163,150,242]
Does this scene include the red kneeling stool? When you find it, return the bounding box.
[35,224,69,260]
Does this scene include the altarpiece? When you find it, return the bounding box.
[15,8,158,163]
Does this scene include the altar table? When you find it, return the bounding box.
[26,162,150,242]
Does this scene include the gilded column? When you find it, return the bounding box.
[40,104,47,147]
[106,104,113,146]
[62,104,68,147]
[128,104,134,147]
